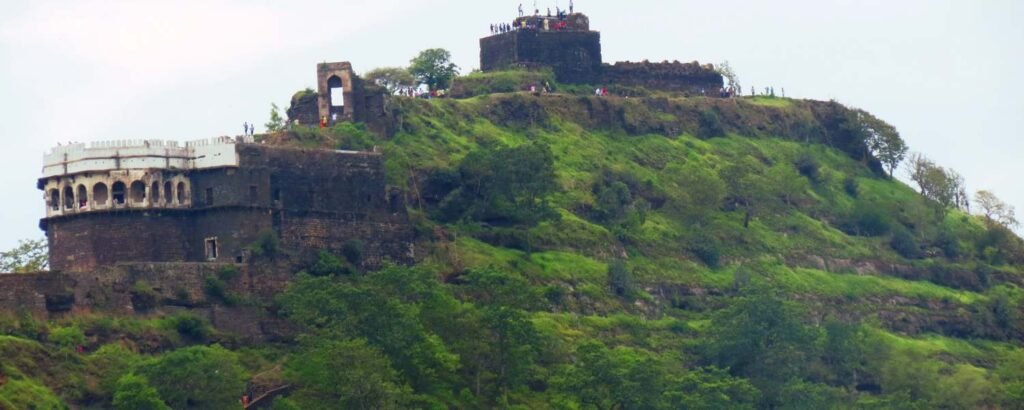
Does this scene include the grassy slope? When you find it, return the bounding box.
[379,91,1024,399]
[3,87,1022,407]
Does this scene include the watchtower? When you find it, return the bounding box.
[317,62,356,124]
[480,13,602,84]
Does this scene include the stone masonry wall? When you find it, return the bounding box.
[601,61,724,95]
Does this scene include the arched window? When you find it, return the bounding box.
[177,182,186,204]
[76,185,88,209]
[112,181,127,205]
[130,181,146,204]
[93,183,109,206]
[163,181,173,204]
[328,75,345,108]
[63,186,74,210]
[49,189,60,211]
[151,181,161,205]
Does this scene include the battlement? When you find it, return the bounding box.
[480,13,723,94]
[42,136,257,179]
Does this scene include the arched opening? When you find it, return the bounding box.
[112,181,126,205]
[164,181,173,204]
[328,75,345,107]
[130,181,146,204]
[49,189,60,211]
[62,186,74,210]
[93,183,109,206]
[76,185,88,209]
[151,181,161,205]
[177,182,186,204]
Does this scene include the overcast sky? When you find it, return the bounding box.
[0,0,1021,249]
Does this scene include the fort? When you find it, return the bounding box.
[480,13,724,94]
[0,12,725,336]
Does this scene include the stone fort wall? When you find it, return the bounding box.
[43,144,414,272]
[0,262,298,341]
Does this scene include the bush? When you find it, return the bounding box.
[891,228,921,259]
[843,177,859,198]
[342,240,364,266]
[130,281,160,312]
[689,235,722,268]
[309,251,351,277]
[697,110,726,139]
[608,260,634,297]
[112,373,168,410]
[249,230,281,259]
[48,325,85,348]
[136,345,248,410]
[164,314,211,343]
[795,153,821,183]
[848,206,891,237]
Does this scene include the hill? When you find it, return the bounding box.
[2,76,1024,409]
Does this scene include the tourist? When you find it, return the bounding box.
[547,8,551,17]
[570,0,574,14]
[320,116,327,128]
[519,4,524,17]
[243,122,248,135]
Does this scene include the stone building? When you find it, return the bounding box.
[38,137,413,273]
[480,13,724,94]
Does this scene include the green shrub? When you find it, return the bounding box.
[843,177,859,197]
[48,325,85,348]
[848,207,892,237]
[608,260,634,297]
[689,235,722,268]
[891,228,921,259]
[795,153,821,183]
[249,230,281,259]
[342,240,364,266]
[216,265,240,282]
[164,314,211,343]
[697,110,726,139]
[112,373,168,410]
[130,280,160,312]
[309,250,351,277]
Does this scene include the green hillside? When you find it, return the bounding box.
[3,77,1024,409]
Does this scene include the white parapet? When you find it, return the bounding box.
[42,136,252,178]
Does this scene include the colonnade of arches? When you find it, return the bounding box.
[45,174,192,216]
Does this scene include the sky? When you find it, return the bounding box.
[0,0,1021,249]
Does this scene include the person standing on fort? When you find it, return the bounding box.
[243,122,248,135]
[519,4,524,17]
[320,116,327,128]
[570,0,574,14]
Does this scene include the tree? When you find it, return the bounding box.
[112,374,169,410]
[438,143,560,226]
[715,61,741,93]
[286,339,412,409]
[856,110,908,177]
[364,67,417,95]
[907,152,967,212]
[0,238,48,273]
[266,102,284,132]
[720,157,773,228]
[409,48,460,91]
[975,190,1018,228]
[135,345,248,410]
[705,287,820,406]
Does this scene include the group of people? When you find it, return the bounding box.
[241,122,256,136]
[594,87,610,97]
[518,1,573,17]
[490,22,519,34]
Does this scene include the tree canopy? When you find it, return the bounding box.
[409,48,460,91]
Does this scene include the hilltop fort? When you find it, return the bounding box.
[3,12,729,333]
